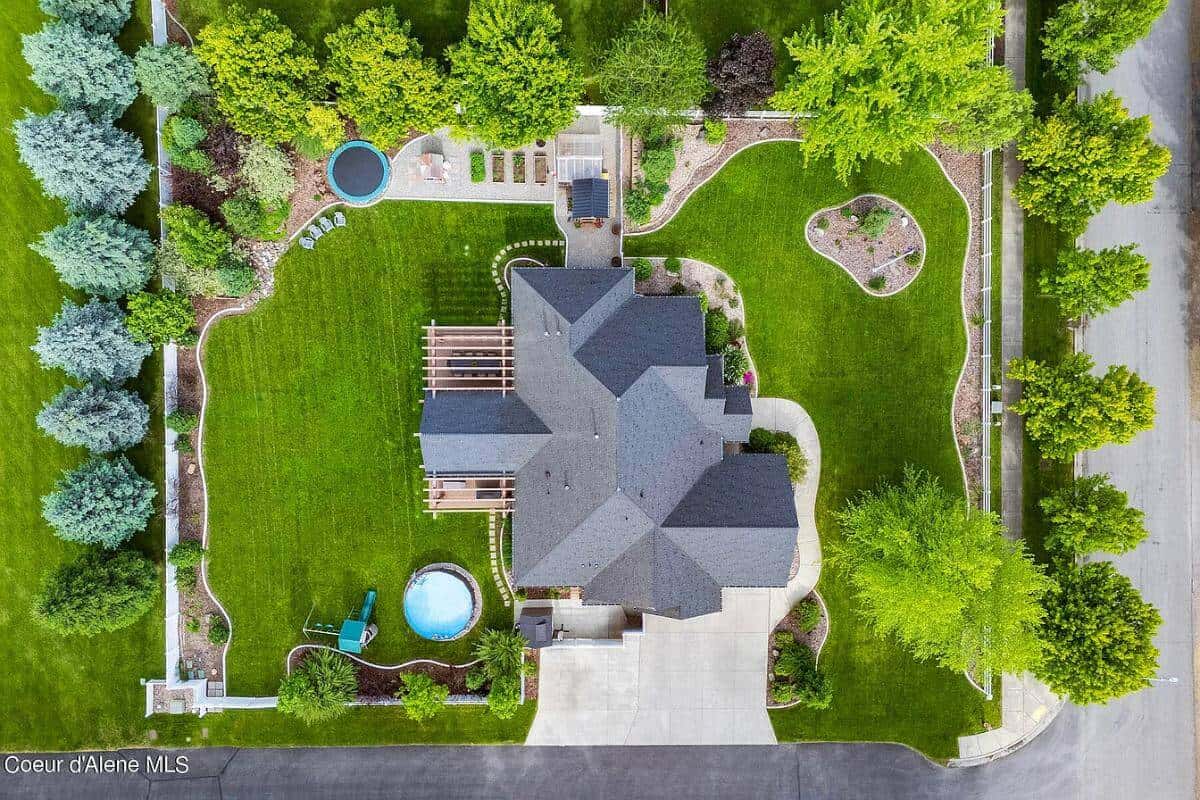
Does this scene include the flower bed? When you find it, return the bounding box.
[806,195,925,295]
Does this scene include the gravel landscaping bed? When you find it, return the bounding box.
[805,195,925,295]
[766,592,830,707]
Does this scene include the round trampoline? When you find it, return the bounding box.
[326,140,390,204]
[403,564,481,641]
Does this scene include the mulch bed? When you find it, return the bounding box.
[806,195,924,295]
[287,646,488,703]
[766,593,830,706]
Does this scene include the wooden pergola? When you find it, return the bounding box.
[424,474,514,514]
[422,323,513,395]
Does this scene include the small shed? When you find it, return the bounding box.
[570,178,610,222]
[556,134,603,183]
[518,606,555,648]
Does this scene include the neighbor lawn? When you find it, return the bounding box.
[627,142,1000,760]
[203,202,562,701]
[0,0,165,751]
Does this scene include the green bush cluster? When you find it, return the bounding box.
[628,137,680,224]
[220,195,289,242]
[703,118,728,144]
[165,409,198,434]
[747,428,809,483]
[163,115,213,175]
[208,615,230,645]
[722,344,749,385]
[857,207,895,239]
[631,257,653,281]
[704,309,730,354]
[770,641,831,709]
[791,598,822,632]
[397,672,450,722]
[473,628,526,719]
[278,649,358,724]
[470,151,486,183]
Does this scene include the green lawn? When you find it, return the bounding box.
[203,202,561,702]
[0,0,165,751]
[627,142,999,760]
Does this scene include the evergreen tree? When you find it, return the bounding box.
[23,21,137,121]
[39,0,131,36]
[33,547,159,635]
[42,455,156,548]
[31,298,151,383]
[30,214,154,298]
[133,43,210,110]
[36,382,149,453]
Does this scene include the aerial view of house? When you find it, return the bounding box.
[0,0,1194,796]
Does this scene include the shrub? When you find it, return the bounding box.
[33,548,159,636]
[746,428,808,483]
[858,207,895,238]
[703,118,728,144]
[134,43,210,110]
[162,205,232,271]
[218,261,259,297]
[397,672,450,722]
[208,616,230,645]
[470,151,486,183]
[155,239,223,297]
[176,565,198,590]
[324,8,453,149]
[1008,354,1156,460]
[465,666,489,692]
[13,110,150,214]
[791,598,822,633]
[42,455,155,548]
[448,0,581,149]
[722,344,749,385]
[278,649,358,724]
[639,137,679,186]
[599,11,709,137]
[163,115,213,175]
[185,615,201,632]
[631,257,653,281]
[773,630,795,648]
[625,184,653,224]
[706,31,776,116]
[169,540,206,569]
[867,275,887,291]
[839,205,854,218]
[32,298,150,384]
[237,140,296,204]
[704,310,730,354]
[669,282,688,296]
[195,6,319,144]
[771,681,796,704]
[815,216,829,230]
[1036,561,1161,704]
[904,250,921,267]
[486,672,522,719]
[125,290,197,346]
[23,21,137,121]
[663,256,683,275]
[727,318,745,343]
[165,410,199,434]
[474,628,525,679]
[31,214,154,298]
[220,195,288,241]
[1041,474,1148,556]
[37,383,149,453]
[39,0,130,34]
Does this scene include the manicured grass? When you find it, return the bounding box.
[628,142,999,760]
[0,0,165,751]
[203,202,561,701]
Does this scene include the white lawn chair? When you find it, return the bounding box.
[307,224,323,240]
[300,236,315,249]
[333,211,347,227]
[319,216,334,233]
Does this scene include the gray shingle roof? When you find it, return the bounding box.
[420,267,797,619]
[420,392,551,473]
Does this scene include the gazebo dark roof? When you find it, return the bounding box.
[570,178,610,220]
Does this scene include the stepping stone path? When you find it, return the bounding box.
[490,239,567,317]
[487,511,514,607]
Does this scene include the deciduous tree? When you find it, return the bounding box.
[771,0,1031,180]
[236,140,295,204]
[1038,244,1150,319]
[31,214,154,298]
[448,0,581,148]
[1041,474,1148,556]
[195,6,319,144]
[1036,561,1161,704]
[32,298,150,383]
[598,11,709,137]
[36,382,149,453]
[835,467,1049,675]
[13,110,150,214]
[325,8,454,149]
[133,43,211,110]
[23,21,137,121]
[1043,0,1168,81]
[1008,354,1156,460]
[1015,93,1170,233]
[33,547,159,635]
[705,31,775,117]
[42,455,156,548]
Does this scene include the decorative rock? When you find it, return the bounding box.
[814,228,824,238]
[900,216,910,228]
[187,463,197,475]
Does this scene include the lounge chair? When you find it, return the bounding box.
[307,224,323,239]
[300,236,315,249]
[333,211,347,227]
[319,216,334,233]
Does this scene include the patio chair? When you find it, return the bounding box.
[300,236,315,249]
[333,211,347,227]
[319,216,334,233]
[307,224,323,240]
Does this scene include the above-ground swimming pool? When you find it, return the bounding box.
[403,565,480,641]
[326,140,390,204]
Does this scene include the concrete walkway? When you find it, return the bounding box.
[953,674,1061,764]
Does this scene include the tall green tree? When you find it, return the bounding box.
[1043,0,1168,81]
[448,0,581,148]
[195,6,319,144]
[1015,93,1170,233]
[42,455,156,548]
[1008,354,1156,460]
[134,43,211,110]
[32,298,150,384]
[771,0,1031,180]
[1039,244,1150,319]
[597,11,709,138]
[33,548,159,635]
[23,21,137,121]
[835,467,1049,675]
[1037,561,1161,704]
[31,214,154,298]
[1041,474,1148,556]
[325,8,454,149]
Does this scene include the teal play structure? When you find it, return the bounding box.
[302,590,378,654]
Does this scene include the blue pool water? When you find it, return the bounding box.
[404,570,475,640]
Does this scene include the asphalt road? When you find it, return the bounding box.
[1075,0,1198,796]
